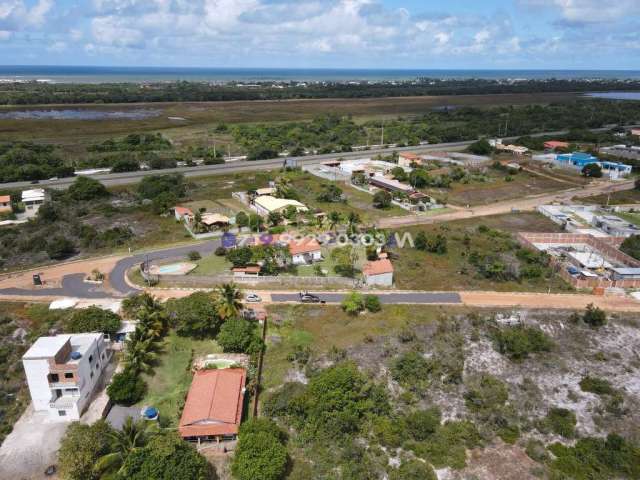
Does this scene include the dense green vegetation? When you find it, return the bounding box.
[621,234,640,261]
[491,325,554,360]
[2,78,640,105]
[88,133,172,153]
[0,142,74,182]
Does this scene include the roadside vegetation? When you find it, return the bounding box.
[261,303,640,479]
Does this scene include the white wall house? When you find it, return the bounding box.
[22,333,112,421]
[21,188,46,214]
[289,238,322,265]
[363,259,394,286]
[253,195,308,217]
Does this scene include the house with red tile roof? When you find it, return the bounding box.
[174,206,194,222]
[0,195,11,214]
[288,237,322,265]
[398,152,422,167]
[179,368,246,443]
[362,259,394,286]
[544,141,570,151]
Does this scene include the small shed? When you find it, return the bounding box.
[363,259,394,286]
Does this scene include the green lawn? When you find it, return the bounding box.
[577,188,640,206]
[291,246,367,277]
[192,253,233,275]
[137,331,222,427]
[616,212,640,227]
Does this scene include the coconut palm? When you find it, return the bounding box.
[123,327,158,374]
[215,283,243,320]
[137,306,166,339]
[347,212,361,235]
[94,417,152,476]
[328,211,341,231]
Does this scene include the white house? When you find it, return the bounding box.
[288,238,322,265]
[253,195,308,216]
[363,259,394,286]
[174,206,194,222]
[21,188,46,214]
[22,333,112,421]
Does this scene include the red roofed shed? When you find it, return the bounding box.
[179,368,246,443]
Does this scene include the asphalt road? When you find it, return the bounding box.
[2,124,635,190]
[271,292,462,304]
[0,273,113,298]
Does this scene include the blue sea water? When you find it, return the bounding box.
[586,92,640,100]
[1,65,640,84]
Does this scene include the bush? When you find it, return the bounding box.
[583,303,607,327]
[468,139,492,155]
[166,292,222,338]
[263,382,307,419]
[582,162,603,178]
[364,294,382,312]
[57,420,114,480]
[492,326,554,360]
[66,176,109,201]
[217,318,264,355]
[187,250,201,261]
[214,246,227,256]
[64,306,122,335]
[621,234,640,260]
[391,351,433,389]
[107,369,146,406]
[404,407,442,441]
[464,374,508,413]
[137,173,185,200]
[232,419,288,480]
[341,292,365,315]
[46,235,76,259]
[121,432,213,480]
[373,190,392,209]
[542,407,576,438]
[407,420,482,469]
[579,375,615,395]
[389,459,437,480]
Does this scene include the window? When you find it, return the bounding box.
[64,372,74,379]
[58,410,66,417]
[49,373,59,383]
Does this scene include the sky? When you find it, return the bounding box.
[0,0,639,69]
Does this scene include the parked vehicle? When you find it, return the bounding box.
[299,291,323,303]
[245,293,262,303]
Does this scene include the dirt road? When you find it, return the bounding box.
[377,179,635,229]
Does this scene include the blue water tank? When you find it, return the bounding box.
[70,351,82,360]
[144,407,158,419]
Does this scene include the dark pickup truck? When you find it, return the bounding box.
[299,292,325,304]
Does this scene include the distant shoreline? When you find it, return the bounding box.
[1,66,640,84]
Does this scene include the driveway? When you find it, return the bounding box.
[0,406,68,480]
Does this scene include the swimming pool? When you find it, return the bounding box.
[157,264,184,274]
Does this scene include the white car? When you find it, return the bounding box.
[245,293,262,303]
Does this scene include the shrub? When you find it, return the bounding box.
[583,303,607,327]
[621,234,640,260]
[373,190,392,209]
[263,382,307,419]
[582,162,603,178]
[391,351,433,389]
[468,139,492,155]
[107,369,146,406]
[579,376,615,396]
[187,250,201,261]
[67,176,109,201]
[232,419,288,480]
[166,292,222,338]
[214,246,227,256]
[64,306,122,335]
[492,326,554,360]
[57,420,114,480]
[46,235,76,259]
[404,407,442,441]
[364,294,382,312]
[408,420,482,469]
[389,459,437,480]
[121,432,213,480]
[341,292,365,315]
[542,408,576,438]
[217,318,264,355]
[464,374,508,413]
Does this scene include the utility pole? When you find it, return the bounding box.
[381,122,385,147]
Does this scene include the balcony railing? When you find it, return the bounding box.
[49,396,79,409]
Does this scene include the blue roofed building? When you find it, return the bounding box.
[555,152,632,179]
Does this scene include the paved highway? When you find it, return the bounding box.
[2,124,636,190]
[271,292,462,304]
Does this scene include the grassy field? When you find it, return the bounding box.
[287,170,406,223]
[192,253,233,275]
[262,304,462,390]
[577,188,640,205]
[425,167,578,207]
[137,331,221,427]
[616,211,640,227]
[389,212,570,292]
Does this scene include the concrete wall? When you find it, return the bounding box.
[156,274,357,288]
[365,272,393,287]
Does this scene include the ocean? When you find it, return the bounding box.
[1,66,640,84]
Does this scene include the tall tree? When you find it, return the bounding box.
[94,417,153,476]
[215,283,243,320]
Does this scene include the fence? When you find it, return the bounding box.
[139,263,356,288]
[517,232,640,289]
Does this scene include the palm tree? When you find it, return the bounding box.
[215,283,243,320]
[137,306,166,339]
[347,212,361,235]
[94,417,152,476]
[328,211,341,231]
[123,327,158,374]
